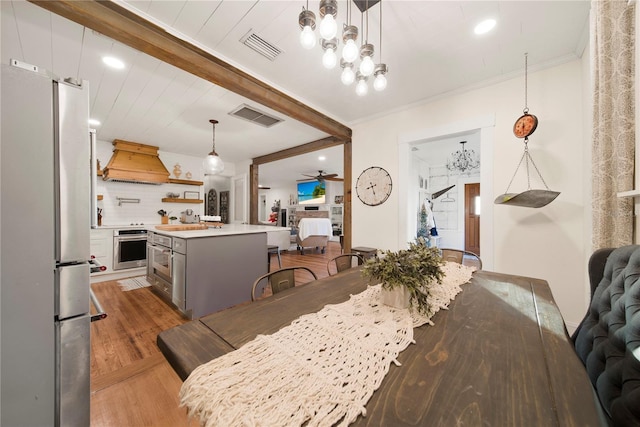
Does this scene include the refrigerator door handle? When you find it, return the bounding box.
[89,289,107,322]
[90,129,98,229]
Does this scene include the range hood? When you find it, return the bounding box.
[102,140,170,184]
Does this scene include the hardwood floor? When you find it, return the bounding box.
[89,241,343,426]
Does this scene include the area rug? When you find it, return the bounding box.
[117,276,152,291]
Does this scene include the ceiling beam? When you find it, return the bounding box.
[252,137,346,165]
[29,0,352,140]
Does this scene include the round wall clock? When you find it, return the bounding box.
[513,113,538,138]
[356,166,392,206]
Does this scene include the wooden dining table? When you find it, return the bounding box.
[157,267,600,426]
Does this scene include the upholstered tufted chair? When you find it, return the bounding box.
[572,245,640,427]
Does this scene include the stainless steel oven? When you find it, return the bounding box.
[146,232,175,303]
[113,229,148,270]
[147,233,172,283]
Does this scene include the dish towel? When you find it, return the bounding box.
[180,262,475,427]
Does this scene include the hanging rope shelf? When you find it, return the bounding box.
[495,53,560,208]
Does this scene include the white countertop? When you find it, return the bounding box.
[94,224,153,229]
[150,223,290,239]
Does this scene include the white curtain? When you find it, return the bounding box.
[591,0,635,250]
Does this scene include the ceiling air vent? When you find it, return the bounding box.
[229,104,283,128]
[240,30,283,61]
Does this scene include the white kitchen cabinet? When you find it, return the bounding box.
[90,229,112,276]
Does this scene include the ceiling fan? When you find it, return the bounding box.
[297,170,344,182]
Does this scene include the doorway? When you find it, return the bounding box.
[398,115,494,270]
[464,183,480,254]
[259,194,267,222]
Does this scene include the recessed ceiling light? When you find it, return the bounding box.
[474,19,496,35]
[318,156,326,161]
[102,56,125,69]
[88,118,101,126]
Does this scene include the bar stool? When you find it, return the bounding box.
[267,245,281,272]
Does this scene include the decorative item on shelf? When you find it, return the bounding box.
[495,53,560,208]
[166,192,180,198]
[446,141,480,173]
[184,191,199,200]
[185,171,192,180]
[334,195,344,204]
[203,119,225,175]
[300,0,388,95]
[173,163,182,179]
[361,237,445,314]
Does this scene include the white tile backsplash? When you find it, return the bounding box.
[97,181,204,226]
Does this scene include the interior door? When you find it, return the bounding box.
[230,174,248,224]
[465,183,480,255]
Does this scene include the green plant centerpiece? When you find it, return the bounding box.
[361,237,445,315]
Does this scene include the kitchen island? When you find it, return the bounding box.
[147,223,290,319]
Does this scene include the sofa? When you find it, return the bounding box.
[572,245,640,426]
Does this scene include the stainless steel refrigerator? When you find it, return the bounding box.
[1,61,91,426]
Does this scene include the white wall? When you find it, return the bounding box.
[351,59,590,329]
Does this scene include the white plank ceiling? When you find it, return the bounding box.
[1,0,590,186]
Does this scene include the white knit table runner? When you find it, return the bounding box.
[180,262,475,427]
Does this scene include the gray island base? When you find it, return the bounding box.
[147,224,287,319]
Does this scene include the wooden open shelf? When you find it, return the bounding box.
[97,195,103,201]
[168,178,203,186]
[161,198,203,204]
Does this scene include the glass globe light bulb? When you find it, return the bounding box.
[342,39,359,63]
[322,48,337,69]
[356,79,368,96]
[203,153,225,175]
[300,25,316,49]
[319,14,337,40]
[341,67,355,85]
[373,73,387,91]
[359,55,375,77]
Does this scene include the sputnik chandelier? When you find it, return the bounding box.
[446,141,480,173]
[298,0,388,96]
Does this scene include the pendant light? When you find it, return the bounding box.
[203,119,224,175]
[358,1,375,77]
[298,1,317,50]
[322,38,339,69]
[373,0,388,91]
[340,59,356,85]
[319,0,338,40]
[355,72,368,96]
[341,1,359,62]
